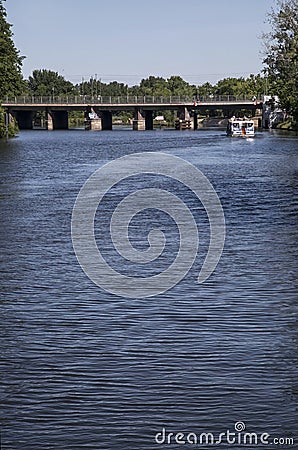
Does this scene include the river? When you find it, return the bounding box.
[1,129,297,449]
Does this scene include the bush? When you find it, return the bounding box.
[0,107,18,138]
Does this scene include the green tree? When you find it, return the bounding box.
[0,0,25,137]
[167,76,194,97]
[28,69,75,96]
[245,74,269,98]
[0,0,25,99]
[196,82,215,98]
[215,77,247,97]
[263,0,298,122]
[104,81,128,97]
[128,84,142,96]
[78,78,130,98]
[214,75,268,98]
[139,76,171,97]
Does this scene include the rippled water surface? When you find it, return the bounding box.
[1,129,298,449]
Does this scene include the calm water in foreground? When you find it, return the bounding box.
[1,129,298,449]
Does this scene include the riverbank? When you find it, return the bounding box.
[276,120,298,132]
[0,107,19,138]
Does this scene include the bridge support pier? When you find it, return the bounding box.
[145,111,153,130]
[193,112,198,130]
[52,111,69,129]
[46,111,53,130]
[90,119,102,130]
[85,118,102,130]
[175,107,193,130]
[133,108,146,130]
[84,108,102,130]
[15,111,33,129]
[262,105,270,129]
[45,110,68,130]
[91,109,113,130]
[101,111,113,130]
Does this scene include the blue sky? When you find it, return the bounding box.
[7,0,274,86]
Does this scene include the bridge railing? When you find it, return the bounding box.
[3,95,264,105]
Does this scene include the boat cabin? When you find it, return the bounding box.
[227,117,255,137]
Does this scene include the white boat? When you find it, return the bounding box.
[226,117,255,137]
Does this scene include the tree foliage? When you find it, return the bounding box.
[263,0,298,121]
[214,74,268,97]
[73,74,266,100]
[0,0,25,99]
[28,69,75,96]
[139,76,171,96]
[0,0,25,137]
[77,79,129,97]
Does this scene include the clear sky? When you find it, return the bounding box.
[7,0,274,86]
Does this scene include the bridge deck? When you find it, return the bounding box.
[3,95,263,111]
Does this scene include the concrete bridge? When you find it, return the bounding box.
[3,95,263,131]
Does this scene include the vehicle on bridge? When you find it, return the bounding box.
[226,116,255,137]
